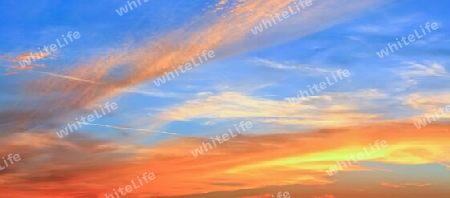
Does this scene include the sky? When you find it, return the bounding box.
[0,0,450,197]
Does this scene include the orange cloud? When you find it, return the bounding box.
[0,53,11,60]
[19,0,388,131]
[239,193,272,198]
[10,63,46,70]
[5,1,439,198]
[381,182,431,188]
[313,194,335,198]
[4,52,49,74]
[1,123,449,197]
[11,51,50,63]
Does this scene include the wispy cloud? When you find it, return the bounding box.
[36,71,177,98]
[5,51,53,74]
[0,53,11,61]
[239,194,272,198]
[390,62,448,91]
[84,123,186,136]
[397,62,447,78]
[151,90,386,129]
[2,0,389,136]
[252,57,332,74]
[122,87,181,98]
[404,92,450,109]
[313,194,335,198]
[381,182,431,188]
[1,123,448,197]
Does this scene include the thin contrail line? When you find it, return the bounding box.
[84,123,186,137]
[34,71,102,84]
[34,71,167,97]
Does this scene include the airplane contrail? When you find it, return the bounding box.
[84,123,186,137]
[35,71,102,84]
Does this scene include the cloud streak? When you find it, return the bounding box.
[7,0,388,133]
[1,123,449,197]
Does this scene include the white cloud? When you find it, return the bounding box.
[251,58,332,74]
[203,121,216,126]
[398,62,447,78]
[390,62,447,91]
[404,92,450,109]
[122,88,180,98]
[151,90,386,129]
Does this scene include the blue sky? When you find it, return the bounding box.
[1,0,450,142]
[1,1,450,197]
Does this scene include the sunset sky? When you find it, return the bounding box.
[1,0,449,197]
